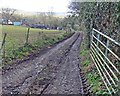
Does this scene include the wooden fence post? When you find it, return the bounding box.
[12,44,15,57]
[0,33,7,64]
[38,32,41,40]
[25,28,30,45]
[41,31,43,40]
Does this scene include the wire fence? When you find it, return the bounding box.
[90,28,120,94]
[0,27,67,65]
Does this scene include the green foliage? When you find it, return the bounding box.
[69,1,120,94]
[67,2,120,43]
[80,37,107,94]
[80,49,88,56]
[83,59,90,66]
[7,45,33,59]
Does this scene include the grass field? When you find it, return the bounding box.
[1,25,69,64]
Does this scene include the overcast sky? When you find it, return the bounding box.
[0,0,70,13]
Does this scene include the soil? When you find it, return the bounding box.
[2,32,89,95]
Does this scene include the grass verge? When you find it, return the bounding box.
[80,34,108,94]
[3,32,71,65]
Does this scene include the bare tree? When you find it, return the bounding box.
[2,8,16,24]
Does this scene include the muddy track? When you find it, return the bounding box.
[2,32,89,95]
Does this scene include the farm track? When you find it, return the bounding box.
[2,32,89,95]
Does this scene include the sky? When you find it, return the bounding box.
[0,0,70,13]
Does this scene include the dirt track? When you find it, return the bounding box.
[2,32,88,95]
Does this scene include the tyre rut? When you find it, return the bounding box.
[2,33,80,94]
[41,33,84,94]
[28,33,81,95]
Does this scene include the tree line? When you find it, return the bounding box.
[63,1,120,48]
[1,8,63,27]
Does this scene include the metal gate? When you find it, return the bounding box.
[90,28,120,94]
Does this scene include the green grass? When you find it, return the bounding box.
[1,25,70,64]
[2,25,65,50]
[80,36,107,94]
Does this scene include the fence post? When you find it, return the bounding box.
[105,39,109,58]
[41,31,43,40]
[12,43,15,58]
[0,33,7,64]
[90,29,94,49]
[97,33,100,46]
[25,28,30,45]
[38,32,41,40]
